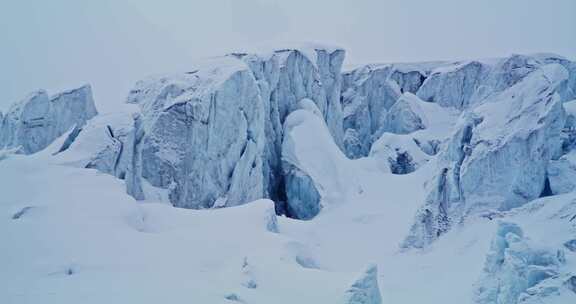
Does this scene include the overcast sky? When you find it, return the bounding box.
[1,0,575,112]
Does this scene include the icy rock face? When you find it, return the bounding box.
[416,54,576,110]
[547,101,576,195]
[417,60,488,109]
[475,222,570,304]
[565,240,576,252]
[534,54,576,103]
[404,64,568,248]
[383,92,428,134]
[560,100,576,153]
[240,47,345,207]
[124,58,266,209]
[341,54,576,158]
[389,67,427,94]
[341,64,429,158]
[282,161,321,220]
[369,133,430,174]
[343,128,366,159]
[0,85,97,154]
[547,151,576,195]
[238,47,345,145]
[342,264,382,304]
[83,46,346,212]
[413,137,441,156]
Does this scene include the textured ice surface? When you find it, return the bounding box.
[474,194,576,304]
[547,151,576,195]
[343,264,382,304]
[69,46,345,210]
[404,64,569,248]
[475,222,567,304]
[126,57,266,209]
[0,85,97,154]
[341,63,433,157]
[382,92,427,134]
[369,133,430,174]
[417,54,576,110]
[417,60,488,109]
[342,54,576,158]
[240,47,345,211]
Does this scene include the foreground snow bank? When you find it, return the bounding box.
[1,147,382,303]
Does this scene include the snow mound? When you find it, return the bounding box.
[282,100,349,219]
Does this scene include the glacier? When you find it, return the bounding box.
[474,193,576,304]
[341,62,432,158]
[54,47,346,215]
[341,53,576,159]
[123,57,267,209]
[0,85,97,154]
[382,92,428,135]
[2,45,576,303]
[403,63,569,249]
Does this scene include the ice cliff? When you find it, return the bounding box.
[403,63,569,248]
[8,49,576,233]
[341,63,432,158]
[5,49,576,235]
[474,193,576,304]
[475,222,571,304]
[341,54,576,159]
[0,85,97,154]
[53,46,345,217]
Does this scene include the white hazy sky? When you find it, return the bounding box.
[1,0,575,112]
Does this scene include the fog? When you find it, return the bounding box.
[1,0,574,112]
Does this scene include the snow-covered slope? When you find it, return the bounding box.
[0,134,388,304]
[1,47,576,303]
